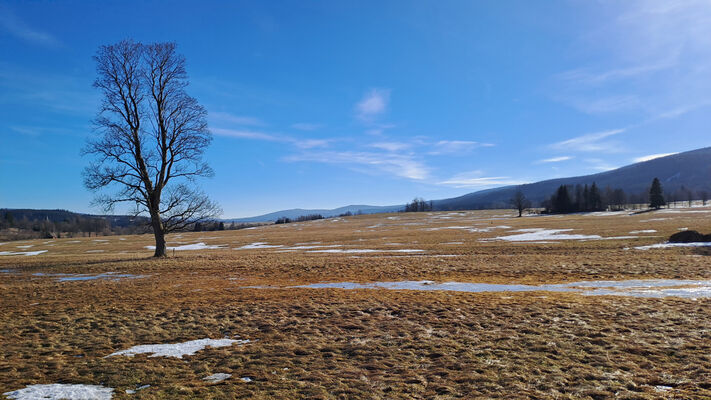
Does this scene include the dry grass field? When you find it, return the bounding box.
[1,208,711,399]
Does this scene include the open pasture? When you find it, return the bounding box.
[1,208,711,399]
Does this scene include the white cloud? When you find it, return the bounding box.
[210,112,265,127]
[428,140,493,155]
[291,123,323,131]
[286,151,428,180]
[538,156,573,163]
[356,89,390,120]
[633,152,677,163]
[550,129,625,152]
[0,5,60,47]
[369,142,411,152]
[439,171,527,188]
[211,128,279,141]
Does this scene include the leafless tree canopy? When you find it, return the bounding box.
[83,40,220,256]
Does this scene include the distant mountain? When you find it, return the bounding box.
[229,146,711,220]
[432,146,711,210]
[225,204,403,223]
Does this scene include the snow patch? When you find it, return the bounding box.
[0,250,47,256]
[145,242,226,251]
[307,249,425,254]
[292,279,711,298]
[629,230,657,234]
[634,242,711,250]
[203,373,231,383]
[125,385,150,394]
[486,228,601,242]
[107,338,249,359]
[3,384,113,400]
[235,242,283,250]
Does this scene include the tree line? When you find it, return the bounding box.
[538,177,708,215]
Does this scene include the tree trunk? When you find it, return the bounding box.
[150,206,167,257]
[152,226,167,257]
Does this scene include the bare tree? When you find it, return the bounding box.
[700,190,709,206]
[83,40,220,257]
[510,188,531,217]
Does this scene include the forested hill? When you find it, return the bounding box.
[432,146,711,210]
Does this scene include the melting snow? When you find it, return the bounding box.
[125,385,150,394]
[235,242,283,250]
[3,384,113,400]
[629,230,657,234]
[240,377,253,383]
[634,242,711,250]
[15,245,34,249]
[203,373,231,383]
[292,279,711,298]
[0,250,47,256]
[486,228,601,242]
[145,242,226,251]
[307,249,425,253]
[107,338,249,359]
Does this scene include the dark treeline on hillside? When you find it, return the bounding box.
[0,209,148,240]
[542,180,709,214]
[274,214,325,224]
[0,209,263,241]
[403,198,434,212]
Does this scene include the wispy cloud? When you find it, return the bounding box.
[633,152,677,163]
[356,89,390,121]
[439,171,527,188]
[211,127,279,141]
[286,151,428,181]
[0,5,60,47]
[291,122,323,131]
[211,127,332,150]
[538,156,573,163]
[584,158,619,172]
[210,112,265,127]
[550,129,625,152]
[369,142,411,152]
[428,140,494,155]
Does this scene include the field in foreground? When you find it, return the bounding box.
[1,208,711,399]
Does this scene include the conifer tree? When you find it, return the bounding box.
[649,178,665,209]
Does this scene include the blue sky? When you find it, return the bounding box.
[1,1,709,218]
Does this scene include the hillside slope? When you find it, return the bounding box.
[434,147,711,210]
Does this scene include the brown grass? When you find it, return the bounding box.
[1,208,710,398]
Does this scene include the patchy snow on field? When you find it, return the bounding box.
[107,338,249,359]
[203,373,231,383]
[0,250,48,256]
[15,245,34,249]
[125,385,150,394]
[293,279,711,298]
[307,249,425,254]
[235,242,283,250]
[634,242,711,250]
[3,384,113,400]
[629,230,657,234]
[485,228,602,242]
[240,377,253,383]
[145,242,226,251]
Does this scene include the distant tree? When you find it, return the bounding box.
[510,188,531,217]
[83,40,221,257]
[610,188,627,211]
[700,190,709,206]
[404,197,432,212]
[588,182,603,211]
[548,185,574,214]
[649,178,665,209]
[218,221,225,231]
